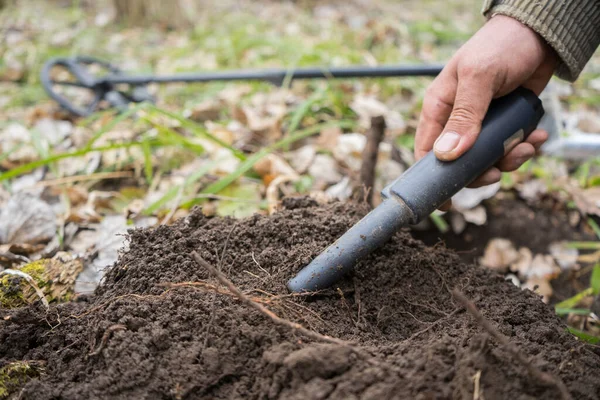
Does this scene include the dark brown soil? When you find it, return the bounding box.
[1,199,600,399]
[411,194,597,303]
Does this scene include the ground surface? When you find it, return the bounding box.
[1,200,599,399]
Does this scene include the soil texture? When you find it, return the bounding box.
[1,199,600,399]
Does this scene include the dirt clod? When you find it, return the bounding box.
[1,201,599,399]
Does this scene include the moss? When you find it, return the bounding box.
[0,274,27,309]
[19,260,47,288]
[0,362,41,399]
[0,254,83,308]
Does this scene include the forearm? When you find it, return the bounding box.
[482,0,600,81]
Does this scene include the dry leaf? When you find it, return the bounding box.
[452,183,500,211]
[74,215,129,294]
[510,247,533,278]
[309,154,342,187]
[570,186,600,217]
[479,238,519,273]
[527,254,561,280]
[549,241,579,270]
[461,205,487,226]
[332,133,366,171]
[517,179,548,202]
[0,192,57,245]
[325,177,353,201]
[287,145,316,174]
[522,276,553,303]
[450,212,467,234]
[186,99,223,122]
[254,154,298,179]
[317,126,342,151]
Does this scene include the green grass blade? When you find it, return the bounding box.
[144,119,205,155]
[146,105,246,161]
[555,287,594,310]
[588,218,600,240]
[287,88,325,134]
[85,103,149,150]
[143,158,222,215]
[0,140,159,182]
[194,120,355,201]
[430,213,449,233]
[591,264,600,295]
[141,138,153,184]
[567,326,600,344]
[555,308,591,316]
[565,242,600,250]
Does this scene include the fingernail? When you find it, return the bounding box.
[434,132,460,153]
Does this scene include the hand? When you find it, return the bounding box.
[415,15,558,193]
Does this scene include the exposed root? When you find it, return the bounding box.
[452,289,572,400]
[88,324,127,357]
[191,251,350,346]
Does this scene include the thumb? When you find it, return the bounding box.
[434,78,494,161]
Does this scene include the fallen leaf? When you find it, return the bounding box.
[549,241,579,270]
[332,133,366,171]
[527,254,561,280]
[479,238,519,273]
[254,154,299,180]
[309,154,342,188]
[317,126,342,151]
[522,276,553,303]
[452,183,501,211]
[450,212,467,234]
[0,192,57,245]
[325,176,353,201]
[185,99,223,122]
[74,215,129,294]
[517,179,548,203]
[570,186,600,217]
[216,182,263,218]
[510,247,533,278]
[461,205,487,226]
[287,145,316,174]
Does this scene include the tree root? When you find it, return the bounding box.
[191,251,349,346]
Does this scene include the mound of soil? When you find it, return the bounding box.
[1,199,599,399]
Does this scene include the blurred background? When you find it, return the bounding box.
[0,0,599,341]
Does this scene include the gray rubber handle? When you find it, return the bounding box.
[385,87,544,223]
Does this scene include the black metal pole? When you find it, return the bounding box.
[103,64,444,85]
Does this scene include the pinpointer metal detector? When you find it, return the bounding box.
[287,87,544,293]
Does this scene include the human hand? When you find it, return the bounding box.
[415,15,558,193]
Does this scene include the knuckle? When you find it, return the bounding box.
[449,104,479,123]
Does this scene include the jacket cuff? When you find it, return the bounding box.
[482,0,600,81]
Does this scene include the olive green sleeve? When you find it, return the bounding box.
[482,0,600,81]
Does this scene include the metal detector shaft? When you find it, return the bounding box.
[41,56,444,116]
[287,87,544,293]
[101,65,444,85]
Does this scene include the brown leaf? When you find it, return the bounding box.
[479,239,519,273]
[0,192,57,245]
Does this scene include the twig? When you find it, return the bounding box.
[452,289,572,400]
[0,269,49,310]
[191,251,348,345]
[359,115,386,206]
[88,324,127,357]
